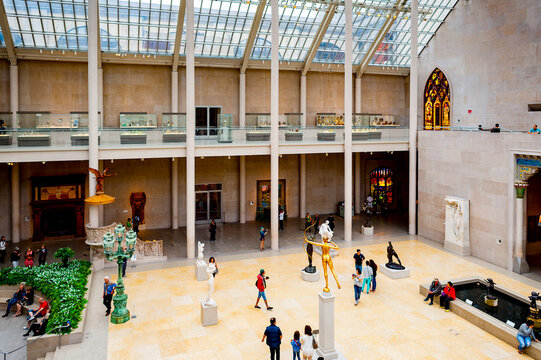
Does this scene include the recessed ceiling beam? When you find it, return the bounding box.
[240,0,267,74]
[172,0,187,72]
[301,4,336,76]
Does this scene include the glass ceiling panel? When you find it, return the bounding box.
[0,28,4,46]
[194,0,258,58]
[4,0,88,50]
[99,0,180,54]
[252,1,325,61]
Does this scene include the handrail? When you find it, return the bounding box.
[0,323,71,359]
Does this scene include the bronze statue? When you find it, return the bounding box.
[303,223,316,274]
[385,241,405,270]
[88,167,116,194]
[304,221,341,293]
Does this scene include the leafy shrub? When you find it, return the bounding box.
[54,247,75,268]
[0,260,91,334]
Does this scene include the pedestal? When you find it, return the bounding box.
[379,265,410,279]
[201,301,218,326]
[86,222,117,271]
[301,269,320,282]
[317,291,341,360]
[362,226,374,235]
[195,261,207,281]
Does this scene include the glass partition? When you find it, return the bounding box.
[217,114,233,143]
[162,113,186,143]
[0,112,12,128]
[70,112,102,146]
[17,112,50,129]
[370,115,399,126]
[119,113,157,145]
[316,113,344,126]
[0,113,12,145]
[353,114,370,127]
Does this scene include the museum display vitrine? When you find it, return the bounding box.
[0,112,12,145]
[17,112,52,147]
[217,114,233,143]
[70,112,102,145]
[245,114,271,141]
[256,179,286,222]
[120,112,157,144]
[285,113,303,141]
[162,113,186,143]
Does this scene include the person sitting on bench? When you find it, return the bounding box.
[2,285,26,318]
[23,310,49,337]
[24,298,48,330]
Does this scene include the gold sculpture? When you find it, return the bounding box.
[304,221,341,293]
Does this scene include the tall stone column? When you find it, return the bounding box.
[98,68,103,122]
[513,181,529,274]
[300,76,306,127]
[408,0,419,235]
[270,0,279,250]
[239,73,246,127]
[343,0,353,242]
[11,163,20,243]
[172,158,179,229]
[355,153,361,213]
[172,71,179,113]
[98,160,104,226]
[239,156,246,223]
[300,154,306,218]
[10,65,18,123]
[355,75,361,114]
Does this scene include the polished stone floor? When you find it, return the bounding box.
[106,238,537,360]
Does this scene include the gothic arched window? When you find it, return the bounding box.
[370,167,393,208]
[424,68,450,130]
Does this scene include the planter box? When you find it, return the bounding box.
[246,132,270,141]
[18,135,51,147]
[368,132,382,140]
[317,132,336,141]
[0,134,12,145]
[162,132,186,143]
[352,133,369,141]
[121,133,147,144]
[70,134,101,146]
[285,132,303,141]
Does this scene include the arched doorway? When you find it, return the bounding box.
[424,68,451,130]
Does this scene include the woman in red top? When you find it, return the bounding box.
[439,281,456,312]
[24,248,34,267]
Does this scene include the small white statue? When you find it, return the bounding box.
[204,262,216,306]
[196,241,205,266]
[319,220,333,240]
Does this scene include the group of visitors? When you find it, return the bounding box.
[304,213,335,235]
[262,317,324,360]
[126,216,140,236]
[2,283,49,337]
[0,236,48,268]
[352,249,377,305]
[422,278,455,311]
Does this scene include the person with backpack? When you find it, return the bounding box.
[291,330,301,360]
[254,269,273,310]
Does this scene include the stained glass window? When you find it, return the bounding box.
[424,68,450,130]
[370,167,393,213]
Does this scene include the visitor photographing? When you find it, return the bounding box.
[517,319,539,354]
[260,226,268,251]
[209,219,217,241]
[368,259,378,292]
[103,276,116,316]
[300,325,316,360]
[423,277,442,306]
[262,317,282,360]
[291,330,301,360]
[254,269,273,310]
[439,281,455,311]
[10,247,21,267]
[352,268,362,305]
[353,249,365,274]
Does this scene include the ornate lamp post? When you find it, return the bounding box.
[103,224,137,324]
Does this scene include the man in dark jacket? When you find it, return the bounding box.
[262,317,282,360]
[423,277,442,305]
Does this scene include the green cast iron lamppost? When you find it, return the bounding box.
[103,224,137,324]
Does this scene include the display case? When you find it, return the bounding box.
[351,128,382,141]
[17,112,52,147]
[162,113,186,143]
[0,112,12,145]
[285,113,303,141]
[120,112,157,144]
[353,113,370,127]
[317,129,336,141]
[316,113,344,126]
[370,115,399,126]
[245,114,271,141]
[217,114,233,143]
[70,112,102,145]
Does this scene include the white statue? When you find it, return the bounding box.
[204,262,216,306]
[446,200,464,244]
[319,220,333,240]
[197,241,205,266]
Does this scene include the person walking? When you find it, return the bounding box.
[133,215,140,236]
[255,269,273,310]
[361,260,373,294]
[24,248,34,267]
[209,219,217,241]
[0,236,6,264]
[209,256,218,277]
[352,268,362,305]
[517,319,539,354]
[368,259,378,292]
[260,227,268,251]
[279,209,285,231]
[10,247,21,267]
[353,249,365,274]
[300,325,315,360]
[103,276,117,316]
[304,212,311,231]
[423,277,442,306]
[439,281,456,311]
[312,213,320,235]
[37,244,47,266]
[262,317,282,360]
[291,331,301,360]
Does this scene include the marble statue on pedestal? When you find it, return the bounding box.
[197,241,205,266]
[385,241,405,270]
[204,262,216,306]
[444,196,470,256]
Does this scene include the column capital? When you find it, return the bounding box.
[514,181,528,198]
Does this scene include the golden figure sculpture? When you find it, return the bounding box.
[304,221,341,293]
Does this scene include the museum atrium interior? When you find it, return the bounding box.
[0,0,541,359]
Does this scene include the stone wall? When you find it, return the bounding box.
[417,0,541,130]
[0,61,9,112]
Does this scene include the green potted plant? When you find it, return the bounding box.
[54,247,75,267]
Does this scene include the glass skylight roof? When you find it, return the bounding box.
[0,0,459,66]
